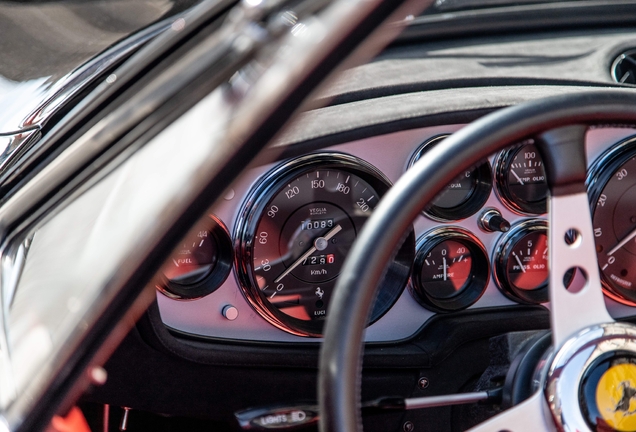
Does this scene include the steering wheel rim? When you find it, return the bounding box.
[318,89,636,432]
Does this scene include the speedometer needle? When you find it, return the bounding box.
[607,225,636,256]
[274,224,342,283]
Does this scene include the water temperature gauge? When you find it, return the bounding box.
[409,135,492,221]
[410,227,489,312]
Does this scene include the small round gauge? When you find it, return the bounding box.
[235,153,415,337]
[494,142,548,215]
[409,135,492,222]
[157,215,233,300]
[588,135,636,305]
[493,219,550,304]
[410,227,489,312]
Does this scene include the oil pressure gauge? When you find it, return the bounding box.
[493,219,549,304]
[410,227,489,312]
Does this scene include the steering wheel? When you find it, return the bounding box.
[318,90,636,432]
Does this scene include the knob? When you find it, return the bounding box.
[222,305,239,321]
[479,209,510,233]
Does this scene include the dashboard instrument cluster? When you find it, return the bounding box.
[156,125,636,342]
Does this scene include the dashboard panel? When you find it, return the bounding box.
[157,124,636,343]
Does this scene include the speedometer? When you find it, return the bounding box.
[235,153,415,337]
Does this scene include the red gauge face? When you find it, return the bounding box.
[493,219,552,304]
[162,228,219,286]
[419,240,473,299]
[505,231,548,291]
[411,227,489,313]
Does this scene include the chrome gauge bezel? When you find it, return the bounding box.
[587,134,636,306]
[234,153,415,337]
[494,140,547,216]
[492,219,548,304]
[410,226,489,312]
[156,214,233,301]
[408,135,492,222]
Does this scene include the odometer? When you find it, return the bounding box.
[588,136,636,305]
[235,154,415,337]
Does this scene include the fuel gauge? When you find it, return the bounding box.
[411,227,489,312]
[157,215,233,300]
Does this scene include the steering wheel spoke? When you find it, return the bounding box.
[467,391,554,432]
[545,191,612,347]
[537,125,613,348]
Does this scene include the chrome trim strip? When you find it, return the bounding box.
[18,21,170,132]
[0,131,40,177]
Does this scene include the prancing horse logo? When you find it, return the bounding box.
[614,381,636,416]
[595,363,636,430]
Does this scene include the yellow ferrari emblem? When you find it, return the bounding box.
[596,363,636,431]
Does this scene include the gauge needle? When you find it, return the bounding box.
[607,226,636,256]
[514,253,526,273]
[274,224,342,283]
[443,257,447,281]
[511,170,525,185]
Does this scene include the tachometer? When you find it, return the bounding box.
[588,136,636,305]
[235,153,415,337]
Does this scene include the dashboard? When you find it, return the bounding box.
[156,124,636,343]
[18,7,636,430]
